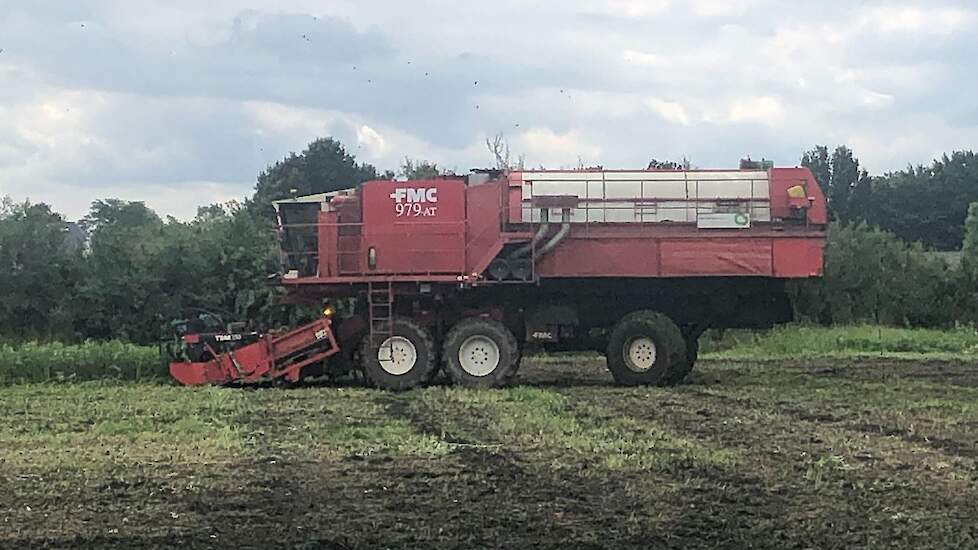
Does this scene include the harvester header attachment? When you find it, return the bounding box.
[169,317,339,386]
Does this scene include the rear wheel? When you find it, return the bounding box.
[605,311,685,386]
[360,317,437,391]
[442,317,519,388]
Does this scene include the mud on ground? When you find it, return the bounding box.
[2,356,978,549]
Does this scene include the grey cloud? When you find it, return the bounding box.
[2,0,978,218]
[1,7,569,147]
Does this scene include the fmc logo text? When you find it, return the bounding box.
[389,188,438,203]
[389,187,439,217]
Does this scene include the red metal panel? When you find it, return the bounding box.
[773,237,825,277]
[535,238,660,277]
[227,341,273,380]
[268,318,332,356]
[317,210,338,278]
[507,172,523,223]
[660,239,773,276]
[359,179,466,275]
[465,180,506,275]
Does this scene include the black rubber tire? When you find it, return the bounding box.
[662,334,699,385]
[359,317,437,391]
[605,311,685,386]
[442,317,519,388]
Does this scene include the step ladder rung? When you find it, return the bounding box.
[367,282,395,350]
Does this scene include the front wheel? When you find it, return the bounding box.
[442,317,519,388]
[360,317,437,391]
[605,311,685,386]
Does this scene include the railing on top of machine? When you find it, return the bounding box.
[521,197,772,225]
[519,172,774,225]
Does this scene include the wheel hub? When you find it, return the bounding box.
[378,336,417,375]
[624,337,657,372]
[458,335,500,377]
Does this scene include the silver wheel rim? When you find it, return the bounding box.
[624,337,657,372]
[458,335,500,377]
[378,336,417,376]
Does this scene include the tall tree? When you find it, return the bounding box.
[801,146,831,197]
[187,201,281,327]
[400,157,442,180]
[0,198,81,339]
[801,145,870,224]
[252,137,380,215]
[75,200,167,342]
[868,151,978,250]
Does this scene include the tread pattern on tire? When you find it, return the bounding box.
[359,317,436,391]
[442,317,519,388]
[662,335,698,385]
[605,311,685,387]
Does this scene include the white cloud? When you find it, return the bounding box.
[621,49,667,68]
[845,113,978,174]
[690,0,761,17]
[586,0,671,18]
[514,128,601,168]
[859,90,895,108]
[243,101,332,137]
[356,124,387,156]
[726,96,785,127]
[858,5,974,36]
[646,98,691,126]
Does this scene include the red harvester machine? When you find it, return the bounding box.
[169,163,826,390]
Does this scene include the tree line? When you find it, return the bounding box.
[3,137,978,344]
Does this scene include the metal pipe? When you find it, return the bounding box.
[535,208,571,257]
[510,208,550,259]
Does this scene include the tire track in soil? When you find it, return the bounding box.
[711,357,978,389]
[1,460,356,550]
[381,395,666,549]
[500,357,978,547]
[566,386,978,548]
[681,382,978,464]
[469,360,815,546]
[384,393,794,549]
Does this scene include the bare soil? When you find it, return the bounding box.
[2,356,978,549]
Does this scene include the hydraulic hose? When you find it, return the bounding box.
[535,208,571,257]
[510,208,550,259]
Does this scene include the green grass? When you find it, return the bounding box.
[701,324,978,358]
[0,382,244,470]
[413,385,741,473]
[0,340,164,384]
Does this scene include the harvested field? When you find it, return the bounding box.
[2,355,978,549]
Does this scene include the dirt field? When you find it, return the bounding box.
[2,355,978,549]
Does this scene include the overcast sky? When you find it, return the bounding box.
[1,1,976,220]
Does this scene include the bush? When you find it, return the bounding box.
[0,341,165,384]
[790,223,955,327]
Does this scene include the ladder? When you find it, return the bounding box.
[367,281,394,360]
